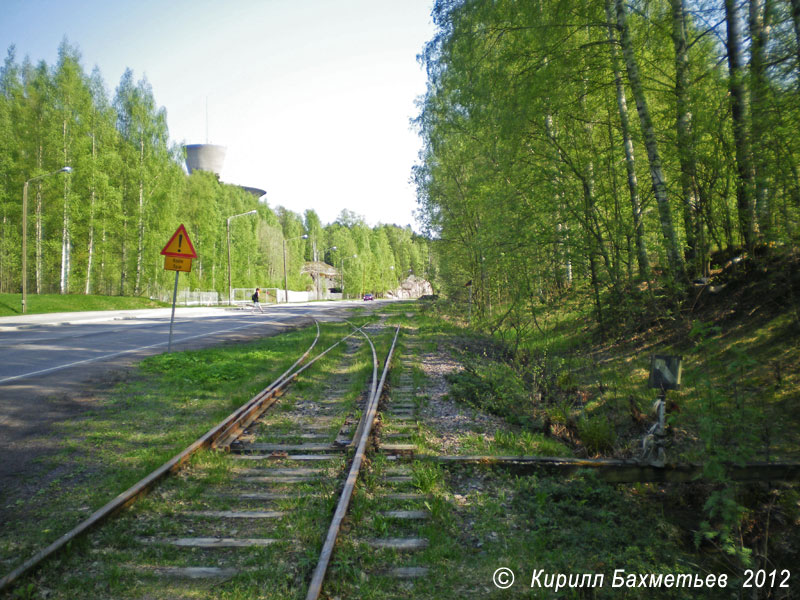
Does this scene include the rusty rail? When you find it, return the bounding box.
[433,455,800,483]
[213,322,363,450]
[305,324,400,600]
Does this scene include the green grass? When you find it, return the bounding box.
[0,293,169,316]
[419,291,800,463]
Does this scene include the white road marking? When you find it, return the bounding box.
[0,317,290,385]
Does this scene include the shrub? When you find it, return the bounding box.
[577,414,617,454]
[445,359,534,427]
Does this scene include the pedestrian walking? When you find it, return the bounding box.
[251,287,264,312]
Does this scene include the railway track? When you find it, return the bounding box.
[1,318,421,599]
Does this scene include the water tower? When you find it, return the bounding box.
[184,144,227,177]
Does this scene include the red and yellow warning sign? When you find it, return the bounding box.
[161,224,197,258]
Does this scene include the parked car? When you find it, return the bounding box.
[363,293,374,301]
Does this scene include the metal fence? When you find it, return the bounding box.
[153,289,221,305]
[232,287,339,304]
[154,287,344,306]
[178,290,220,306]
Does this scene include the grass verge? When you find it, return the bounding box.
[0,293,169,316]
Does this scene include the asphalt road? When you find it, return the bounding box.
[0,301,375,386]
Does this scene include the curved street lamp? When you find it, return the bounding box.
[22,167,72,313]
[283,233,309,303]
[226,210,258,304]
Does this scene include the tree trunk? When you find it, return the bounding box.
[589,248,605,336]
[85,132,96,295]
[579,110,610,331]
[100,222,107,294]
[545,103,611,297]
[0,210,6,292]
[544,111,573,288]
[564,223,573,285]
[60,119,70,294]
[134,137,145,296]
[606,0,650,282]
[671,0,702,276]
[749,0,772,238]
[578,37,617,293]
[724,0,756,249]
[791,0,800,80]
[0,211,4,292]
[60,183,69,294]
[555,221,573,288]
[35,143,42,294]
[35,182,42,294]
[615,0,686,283]
[120,217,127,296]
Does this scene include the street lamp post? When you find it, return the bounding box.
[283,233,309,303]
[226,210,258,305]
[22,167,71,314]
[340,254,356,300]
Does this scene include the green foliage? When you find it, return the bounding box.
[577,414,617,454]
[411,460,443,493]
[687,320,762,565]
[493,429,571,456]
[445,357,534,427]
[511,471,706,597]
[415,0,800,335]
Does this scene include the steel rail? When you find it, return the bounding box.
[433,455,800,483]
[0,320,334,593]
[208,321,323,448]
[343,320,380,447]
[305,324,400,600]
[213,322,364,449]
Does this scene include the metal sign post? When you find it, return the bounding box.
[642,355,682,467]
[161,224,198,353]
[167,270,180,352]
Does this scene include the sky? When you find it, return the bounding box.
[0,0,436,229]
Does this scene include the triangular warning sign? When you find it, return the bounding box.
[161,224,197,258]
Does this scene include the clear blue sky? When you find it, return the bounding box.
[1,0,435,229]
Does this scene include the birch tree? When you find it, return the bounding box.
[614,0,686,283]
[724,0,757,248]
[606,0,650,281]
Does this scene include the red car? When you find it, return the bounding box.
[363,293,374,301]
